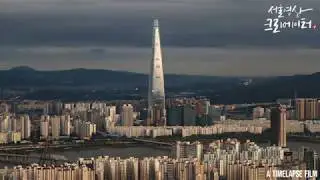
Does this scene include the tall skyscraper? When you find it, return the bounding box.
[270,107,287,147]
[148,19,166,126]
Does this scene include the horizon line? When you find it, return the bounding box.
[0,66,315,78]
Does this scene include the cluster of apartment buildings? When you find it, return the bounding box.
[1,164,95,180]
[2,97,320,123]
[106,117,320,138]
[106,124,264,138]
[0,114,31,144]
[1,139,318,180]
[40,115,96,140]
[295,98,320,120]
[0,99,217,128]
[174,139,319,180]
[1,99,320,145]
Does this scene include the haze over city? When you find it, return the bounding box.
[1,1,320,180]
[1,0,320,76]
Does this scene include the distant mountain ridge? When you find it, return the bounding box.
[0,66,242,89]
[210,72,320,103]
[2,67,320,103]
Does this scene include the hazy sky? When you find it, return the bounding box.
[1,0,320,76]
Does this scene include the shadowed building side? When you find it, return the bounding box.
[270,106,287,147]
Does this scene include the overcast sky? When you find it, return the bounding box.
[1,0,320,76]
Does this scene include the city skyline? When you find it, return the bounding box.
[0,98,320,179]
[1,0,320,177]
[1,0,320,76]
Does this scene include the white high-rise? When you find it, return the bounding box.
[40,120,49,139]
[40,115,49,139]
[61,115,71,136]
[148,19,166,126]
[51,116,60,139]
[23,115,31,139]
[121,104,134,126]
[0,115,9,132]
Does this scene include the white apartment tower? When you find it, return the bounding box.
[121,104,134,126]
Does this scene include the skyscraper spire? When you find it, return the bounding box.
[148,19,166,126]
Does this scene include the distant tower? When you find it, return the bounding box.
[148,19,166,126]
[270,107,287,147]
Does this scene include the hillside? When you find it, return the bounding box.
[1,67,319,103]
[0,66,241,90]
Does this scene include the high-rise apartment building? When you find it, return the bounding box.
[252,107,264,119]
[51,116,60,139]
[295,98,320,120]
[295,98,305,120]
[23,115,31,139]
[305,98,317,120]
[167,105,183,126]
[40,120,49,139]
[120,104,134,126]
[40,115,50,139]
[302,147,319,171]
[60,115,71,136]
[270,107,287,147]
[175,141,203,160]
[183,104,196,126]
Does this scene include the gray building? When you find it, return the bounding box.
[183,104,196,126]
[167,105,183,126]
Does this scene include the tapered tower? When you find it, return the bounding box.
[147,19,166,126]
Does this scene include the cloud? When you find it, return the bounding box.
[0,0,320,75]
[1,0,320,47]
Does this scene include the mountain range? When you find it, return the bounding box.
[1,66,320,103]
[0,66,243,89]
